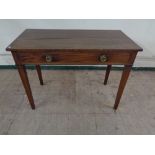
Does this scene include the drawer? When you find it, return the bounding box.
[16,51,131,65]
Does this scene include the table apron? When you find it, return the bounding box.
[12,51,137,65]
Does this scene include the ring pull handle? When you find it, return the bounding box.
[100,55,108,63]
[45,55,53,62]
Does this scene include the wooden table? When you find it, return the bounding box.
[6,29,143,110]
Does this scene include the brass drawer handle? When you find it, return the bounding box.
[45,55,53,62]
[100,55,108,63]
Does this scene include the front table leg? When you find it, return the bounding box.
[17,65,35,109]
[113,65,132,110]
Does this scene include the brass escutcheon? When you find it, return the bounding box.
[100,55,108,63]
[45,55,53,62]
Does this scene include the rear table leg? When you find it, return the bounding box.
[104,65,112,85]
[36,65,43,85]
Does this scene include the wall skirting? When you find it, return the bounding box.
[0,65,155,71]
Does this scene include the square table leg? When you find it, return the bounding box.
[113,65,132,110]
[17,65,35,109]
[104,65,112,85]
[35,65,44,85]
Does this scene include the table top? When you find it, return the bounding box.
[6,29,143,52]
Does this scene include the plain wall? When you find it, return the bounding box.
[0,19,155,67]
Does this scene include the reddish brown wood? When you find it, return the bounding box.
[36,65,43,85]
[17,65,35,109]
[113,65,132,110]
[104,65,112,85]
[7,30,143,110]
[6,29,143,51]
[15,51,132,65]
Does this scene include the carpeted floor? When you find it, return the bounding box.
[0,69,155,134]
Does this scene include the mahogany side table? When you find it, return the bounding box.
[6,29,143,110]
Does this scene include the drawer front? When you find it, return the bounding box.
[16,51,132,65]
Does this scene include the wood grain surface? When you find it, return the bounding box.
[6,29,143,110]
[6,29,143,51]
[14,51,133,65]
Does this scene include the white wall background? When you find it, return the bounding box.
[0,19,155,67]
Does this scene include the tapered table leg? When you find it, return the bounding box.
[104,65,112,85]
[36,65,43,85]
[113,65,132,110]
[17,65,35,109]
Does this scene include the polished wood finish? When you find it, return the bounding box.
[6,29,143,110]
[6,29,143,51]
[36,65,43,85]
[104,65,112,85]
[17,65,35,109]
[114,65,132,110]
[15,51,132,65]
